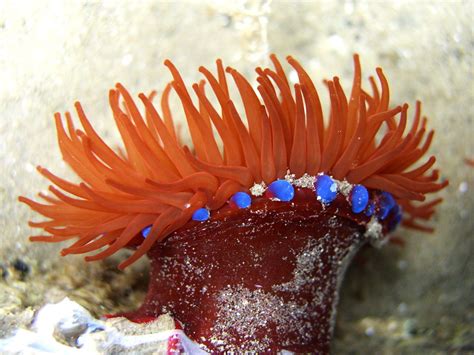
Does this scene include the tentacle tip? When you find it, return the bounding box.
[108,90,116,102]
[117,262,128,270]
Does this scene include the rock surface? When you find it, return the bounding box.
[0,298,206,354]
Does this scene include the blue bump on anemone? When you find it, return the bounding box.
[350,185,369,214]
[231,192,252,208]
[365,200,375,217]
[141,225,152,238]
[388,204,403,231]
[268,180,295,202]
[192,207,210,222]
[315,174,338,204]
[378,192,396,220]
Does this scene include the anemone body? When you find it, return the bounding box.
[130,188,398,353]
[20,55,447,352]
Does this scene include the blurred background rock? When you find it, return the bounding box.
[0,0,472,352]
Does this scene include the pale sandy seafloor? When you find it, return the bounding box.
[1,1,473,354]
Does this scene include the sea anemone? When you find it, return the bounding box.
[19,54,447,353]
